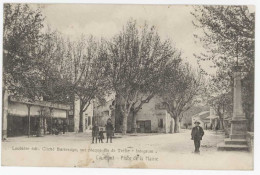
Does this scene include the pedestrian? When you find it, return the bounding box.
[191,121,204,154]
[62,120,66,134]
[105,118,114,143]
[92,121,99,144]
[98,127,105,143]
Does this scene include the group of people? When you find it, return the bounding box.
[91,118,205,153]
[51,120,67,135]
[92,118,114,144]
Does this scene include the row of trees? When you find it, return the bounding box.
[3,4,203,134]
[192,6,255,131]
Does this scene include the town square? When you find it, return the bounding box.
[1,3,255,170]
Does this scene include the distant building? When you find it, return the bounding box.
[191,111,210,129]
[181,105,210,129]
[94,96,174,133]
[205,107,219,130]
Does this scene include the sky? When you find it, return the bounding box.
[34,4,213,73]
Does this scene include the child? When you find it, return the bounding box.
[98,127,105,143]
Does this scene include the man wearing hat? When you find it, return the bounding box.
[191,121,204,153]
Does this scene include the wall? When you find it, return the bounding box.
[134,97,170,133]
[84,102,94,130]
[74,98,94,132]
[93,96,173,133]
[94,99,113,127]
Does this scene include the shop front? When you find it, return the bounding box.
[6,97,71,137]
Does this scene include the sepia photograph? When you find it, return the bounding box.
[1,2,256,171]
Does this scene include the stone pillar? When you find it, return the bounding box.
[230,66,247,139]
[2,88,8,140]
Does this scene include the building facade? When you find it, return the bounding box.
[94,96,174,133]
[4,96,71,137]
[73,97,94,132]
[2,93,94,139]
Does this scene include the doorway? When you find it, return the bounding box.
[137,120,151,133]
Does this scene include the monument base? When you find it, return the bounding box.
[230,118,247,139]
[217,117,249,151]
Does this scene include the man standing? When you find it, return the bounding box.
[191,121,204,153]
[92,121,99,144]
[105,118,114,143]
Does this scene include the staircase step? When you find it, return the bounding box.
[224,138,247,145]
[217,142,249,151]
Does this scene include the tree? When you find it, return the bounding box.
[107,20,177,134]
[35,31,75,103]
[207,93,232,130]
[159,63,202,133]
[192,6,255,130]
[64,36,110,132]
[3,4,45,99]
[192,6,254,72]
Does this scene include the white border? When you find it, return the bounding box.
[0,1,259,175]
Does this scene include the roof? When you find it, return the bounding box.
[206,115,219,119]
[198,111,210,116]
[9,96,70,110]
[192,111,210,120]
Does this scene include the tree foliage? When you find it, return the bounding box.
[106,20,178,134]
[64,36,110,132]
[159,63,202,133]
[192,6,255,127]
[3,4,45,99]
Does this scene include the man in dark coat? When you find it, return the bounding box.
[191,121,204,153]
[92,121,99,144]
[105,118,114,143]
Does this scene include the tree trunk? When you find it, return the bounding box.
[131,111,137,133]
[79,109,84,132]
[122,113,128,135]
[170,119,174,133]
[219,117,225,130]
[174,116,180,133]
